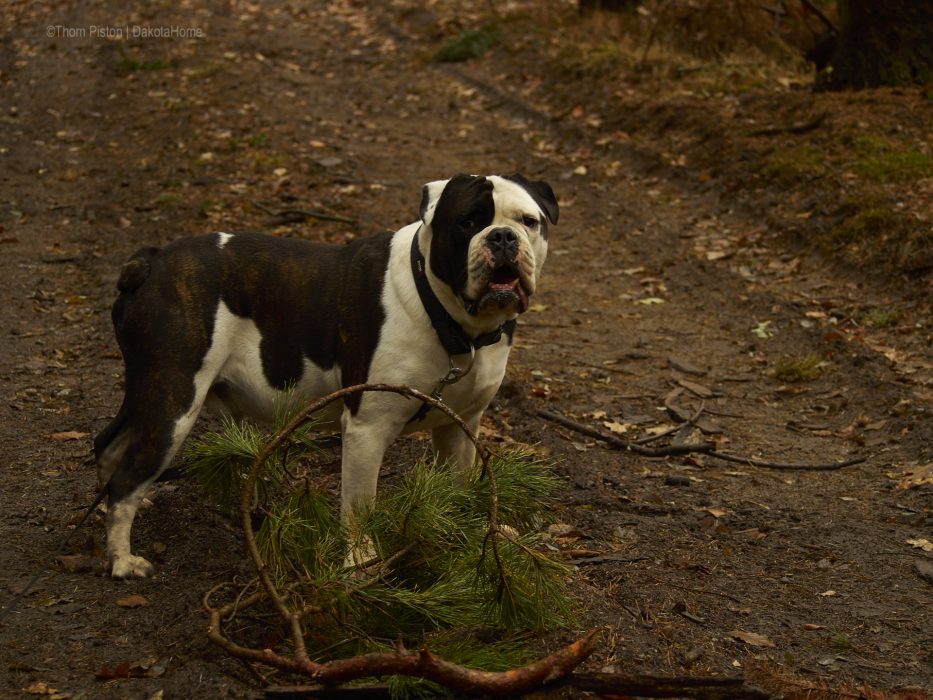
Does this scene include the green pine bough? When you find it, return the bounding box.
[187,387,579,698]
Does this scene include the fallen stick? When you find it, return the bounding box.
[538,408,716,457]
[749,112,827,137]
[536,409,865,471]
[252,200,356,225]
[706,449,865,471]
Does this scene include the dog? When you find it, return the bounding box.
[94,173,558,578]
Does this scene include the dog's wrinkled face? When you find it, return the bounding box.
[420,173,558,323]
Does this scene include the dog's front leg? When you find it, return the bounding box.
[431,412,482,485]
[339,405,408,568]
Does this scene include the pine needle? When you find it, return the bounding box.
[183,417,267,511]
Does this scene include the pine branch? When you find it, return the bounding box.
[199,384,590,697]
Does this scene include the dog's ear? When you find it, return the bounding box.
[419,179,449,227]
[504,173,559,225]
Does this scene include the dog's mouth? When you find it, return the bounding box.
[473,264,529,313]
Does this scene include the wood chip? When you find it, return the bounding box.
[116,594,148,608]
[913,559,933,585]
[56,554,96,573]
[50,430,89,441]
[668,356,707,376]
[730,630,775,648]
[676,378,716,398]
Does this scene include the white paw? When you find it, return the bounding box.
[344,535,378,571]
[111,554,155,578]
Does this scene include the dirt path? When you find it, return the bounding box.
[1,1,930,697]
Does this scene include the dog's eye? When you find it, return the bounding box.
[459,218,475,233]
[522,215,539,229]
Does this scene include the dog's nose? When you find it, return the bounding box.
[486,227,519,255]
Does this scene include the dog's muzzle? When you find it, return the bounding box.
[469,227,530,314]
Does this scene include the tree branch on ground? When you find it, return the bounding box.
[536,408,866,471]
[202,384,598,696]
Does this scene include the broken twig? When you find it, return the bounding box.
[749,112,827,137]
[538,408,715,457]
[536,408,865,471]
[252,200,356,225]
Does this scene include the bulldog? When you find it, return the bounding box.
[94,173,558,578]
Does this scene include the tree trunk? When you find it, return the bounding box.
[817,0,933,90]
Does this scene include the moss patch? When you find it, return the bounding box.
[434,26,500,63]
[772,354,825,382]
[851,136,933,183]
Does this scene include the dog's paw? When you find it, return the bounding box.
[111,554,155,579]
[344,535,378,573]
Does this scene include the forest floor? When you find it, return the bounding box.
[0,1,931,698]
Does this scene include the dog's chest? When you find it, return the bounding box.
[401,342,512,432]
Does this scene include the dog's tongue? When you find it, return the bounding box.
[516,283,528,312]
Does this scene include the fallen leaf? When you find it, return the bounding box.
[667,356,707,376]
[527,303,549,312]
[896,463,933,490]
[913,559,933,585]
[702,507,730,518]
[96,662,131,679]
[116,594,148,608]
[819,590,838,597]
[57,554,96,573]
[602,420,630,435]
[730,630,775,648]
[751,320,775,339]
[548,522,585,539]
[50,431,88,441]
[907,538,933,552]
[802,623,826,631]
[635,297,665,305]
[95,655,168,680]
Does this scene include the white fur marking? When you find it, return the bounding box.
[217,231,233,249]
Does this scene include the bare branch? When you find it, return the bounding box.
[536,408,865,471]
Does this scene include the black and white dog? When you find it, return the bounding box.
[94,173,558,578]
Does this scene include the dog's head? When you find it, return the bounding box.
[418,173,558,329]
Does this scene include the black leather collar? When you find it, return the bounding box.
[410,231,505,356]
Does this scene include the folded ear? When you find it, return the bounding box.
[504,173,559,225]
[419,179,450,227]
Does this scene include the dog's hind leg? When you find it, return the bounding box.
[102,371,220,577]
[103,420,174,579]
[100,334,229,577]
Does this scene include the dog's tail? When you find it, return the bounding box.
[116,246,159,294]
